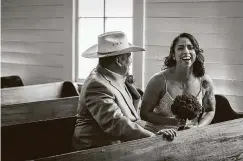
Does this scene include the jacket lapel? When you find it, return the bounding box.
[97,66,139,119]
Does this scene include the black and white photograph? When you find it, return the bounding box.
[1,0,243,161]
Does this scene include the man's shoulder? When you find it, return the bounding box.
[83,70,107,88]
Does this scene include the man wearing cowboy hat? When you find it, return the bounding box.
[72,31,177,150]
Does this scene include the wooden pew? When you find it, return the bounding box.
[1,81,80,161]
[32,118,243,161]
[1,81,79,106]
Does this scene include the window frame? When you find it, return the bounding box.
[74,0,145,89]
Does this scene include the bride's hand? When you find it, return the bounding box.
[156,129,177,141]
[176,118,186,127]
[184,125,198,129]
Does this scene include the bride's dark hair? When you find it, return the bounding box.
[163,33,205,77]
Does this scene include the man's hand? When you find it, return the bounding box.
[156,129,177,141]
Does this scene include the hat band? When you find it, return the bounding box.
[98,51,117,55]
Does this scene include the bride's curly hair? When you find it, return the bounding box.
[163,33,205,77]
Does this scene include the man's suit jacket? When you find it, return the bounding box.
[72,65,153,150]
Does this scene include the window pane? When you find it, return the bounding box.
[78,18,103,79]
[105,18,133,74]
[106,18,133,43]
[106,0,133,17]
[78,0,104,17]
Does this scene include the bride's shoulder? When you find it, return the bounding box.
[146,70,168,89]
[200,74,214,90]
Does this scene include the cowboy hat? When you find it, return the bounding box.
[82,31,145,58]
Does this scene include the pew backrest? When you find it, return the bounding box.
[1,96,79,126]
[31,118,243,161]
[1,81,79,106]
[1,75,24,88]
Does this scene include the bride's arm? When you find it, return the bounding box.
[199,74,216,127]
[140,73,178,126]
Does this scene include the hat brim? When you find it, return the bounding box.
[82,43,145,58]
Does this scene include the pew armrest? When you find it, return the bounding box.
[1,75,24,88]
[211,94,243,124]
[60,81,80,98]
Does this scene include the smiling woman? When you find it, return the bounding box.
[140,33,216,130]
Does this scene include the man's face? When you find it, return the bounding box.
[118,53,132,76]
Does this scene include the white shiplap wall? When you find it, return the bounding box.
[1,0,75,85]
[144,0,243,112]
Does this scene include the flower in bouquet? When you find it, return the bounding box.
[171,94,203,120]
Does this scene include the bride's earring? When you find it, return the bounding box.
[173,55,175,60]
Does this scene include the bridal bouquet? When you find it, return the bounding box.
[171,94,203,130]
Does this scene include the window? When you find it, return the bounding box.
[77,0,133,81]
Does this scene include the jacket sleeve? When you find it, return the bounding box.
[84,81,154,141]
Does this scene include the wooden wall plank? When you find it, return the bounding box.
[214,79,243,96]
[24,77,63,85]
[146,18,243,34]
[205,63,243,81]
[33,118,243,161]
[1,63,64,84]
[145,32,243,49]
[1,0,73,85]
[1,52,63,67]
[1,18,64,30]
[224,95,243,113]
[2,5,65,18]
[1,63,64,78]
[1,30,64,42]
[145,45,243,65]
[62,0,76,81]
[146,2,243,18]
[2,0,65,6]
[147,0,243,2]
[1,41,64,55]
[1,97,79,126]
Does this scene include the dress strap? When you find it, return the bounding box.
[161,73,168,92]
[196,77,202,98]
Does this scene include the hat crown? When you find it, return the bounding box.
[98,31,129,53]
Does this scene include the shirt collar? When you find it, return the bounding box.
[104,67,126,83]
